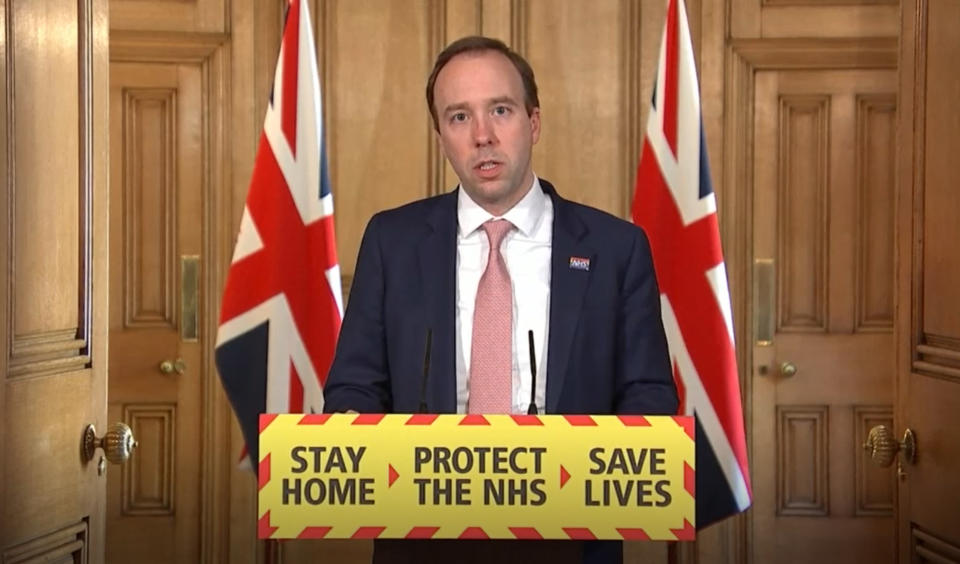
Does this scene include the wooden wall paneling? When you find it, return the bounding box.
[0,0,7,547]
[729,37,898,69]
[726,42,898,400]
[2,521,89,564]
[827,82,855,335]
[92,1,112,558]
[699,0,726,241]
[109,54,200,563]
[638,0,666,163]
[761,63,896,335]
[761,0,895,5]
[777,94,829,333]
[110,0,227,34]
[2,0,110,558]
[760,5,898,37]
[6,0,86,507]
[765,66,897,560]
[427,0,446,201]
[9,0,84,378]
[619,0,642,218]
[730,37,898,564]
[749,65,780,562]
[720,28,757,564]
[426,0,447,199]
[776,405,829,515]
[896,2,960,559]
[730,0,897,40]
[198,31,233,564]
[911,527,960,564]
[918,2,960,363]
[256,2,286,133]
[227,0,260,560]
[731,0,761,39]
[109,30,232,564]
[118,85,177,331]
[524,0,628,217]
[123,404,176,515]
[855,94,895,331]
[4,370,97,543]
[321,0,432,284]
[445,0,481,40]
[479,0,512,43]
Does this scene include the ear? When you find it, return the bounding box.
[434,127,449,158]
[529,107,541,144]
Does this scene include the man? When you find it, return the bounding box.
[324,36,678,564]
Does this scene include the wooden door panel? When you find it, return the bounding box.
[753,68,897,564]
[897,1,960,561]
[4,373,99,544]
[107,60,204,564]
[730,0,898,39]
[1,0,110,561]
[110,0,225,33]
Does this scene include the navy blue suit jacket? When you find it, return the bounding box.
[325,180,676,416]
[324,180,678,563]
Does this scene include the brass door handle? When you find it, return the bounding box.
[83,422,138,464]
[159,358,186,375]
[780,361,797,377]
[863,425,916,468]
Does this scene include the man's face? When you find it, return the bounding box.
[432,50,541,216]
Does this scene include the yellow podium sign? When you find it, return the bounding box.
[258,413,694,541]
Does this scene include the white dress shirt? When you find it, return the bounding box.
[455,176,553,414]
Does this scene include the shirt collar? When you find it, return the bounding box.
[457,175,548,238]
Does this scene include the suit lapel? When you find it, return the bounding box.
[543,182,592,413]
[418,191,459,413]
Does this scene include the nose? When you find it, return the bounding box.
[472,115,497,147]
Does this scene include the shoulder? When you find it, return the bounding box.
[567,200,641,234]
[365,191,456,233]
[553,194,651,251]
[541,178,646,240]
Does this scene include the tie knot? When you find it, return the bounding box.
[482,219,513,251]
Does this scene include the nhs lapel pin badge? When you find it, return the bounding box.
[569,256,590,271]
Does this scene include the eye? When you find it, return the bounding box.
[493,105,510,116]
[450,112,467,123]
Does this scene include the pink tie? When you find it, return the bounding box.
[468,219,514,414]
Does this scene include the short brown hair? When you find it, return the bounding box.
[426,36,540,131]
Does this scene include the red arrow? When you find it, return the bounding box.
[560,465,570,488]
[388,464,399,487]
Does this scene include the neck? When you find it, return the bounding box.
[477,172,535,217]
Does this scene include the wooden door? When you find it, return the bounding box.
[752,68,898,563]
[0,0,111,562]
[895,1,960,561]
[106,59,206,563]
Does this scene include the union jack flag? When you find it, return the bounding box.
[632,0,752,528]
[215,0,343,469]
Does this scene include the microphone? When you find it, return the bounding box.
[527,330,538,415]
[418,328,432,413]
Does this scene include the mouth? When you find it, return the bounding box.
[474,159,503,179]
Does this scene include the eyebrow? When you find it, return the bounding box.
[488,96,520,107]
[441,96,521,116]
